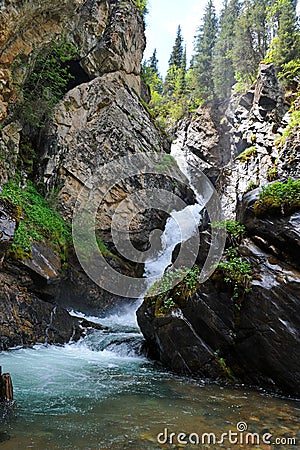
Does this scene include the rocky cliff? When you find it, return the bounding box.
[0,0,175,348]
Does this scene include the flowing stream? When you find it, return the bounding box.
[1,145,299,449]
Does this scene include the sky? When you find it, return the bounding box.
[144,0,223,77]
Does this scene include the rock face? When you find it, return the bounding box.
[0,0,186,343]
[0,0,146,183]
[0,200,16,262]
[41,71,171,250]
[137,230,300,396]
[220,64,291,217]
[0,270,82,350]
[238,189,300,270]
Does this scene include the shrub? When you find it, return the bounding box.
[145,265,200,316]
[211,220,246,246]
[217,247,252,301]
[267,164,279,182]
[236,146,257,163]
[0,179,71,259]
[254,178,300,217]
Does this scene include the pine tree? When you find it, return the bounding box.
[164,26,184,95]
[212,0,241,99]
[168,25,184,69]
[266,0,300,68]
[232,0,272,83]
[192,0,218,100]
[141,49,163,95]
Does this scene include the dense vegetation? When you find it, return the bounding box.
[142,0,300,129]
[0,179,71,260]
[145,266,200,316]
[12,35,77,130]
[254,178,300,216]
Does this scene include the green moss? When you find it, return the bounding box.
[145,266,200,316]
[214,350,236,382]
[0,179,71,260]
[254,178,300,217]
[236,146,257,163]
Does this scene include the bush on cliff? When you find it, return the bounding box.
[254,178,300,217]
[145,266,200,316]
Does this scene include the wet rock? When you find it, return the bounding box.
[238,189,300,269]
[137,233,300,396]
[232,240,300,395]
[22,242,61,282]
[0,271,82,350]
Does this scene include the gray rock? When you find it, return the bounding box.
[0,200,16,261]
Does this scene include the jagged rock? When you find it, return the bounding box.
[0,271,82,350]
[0,0,145,182]
[41,71,180,251]
[218,64,291,218]
[238,189,300,270]
[0,200,16,261]
[138,236,300,395]
[22,243,61,282]
[173,106,231,183]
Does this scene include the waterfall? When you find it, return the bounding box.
[144,142,203,280]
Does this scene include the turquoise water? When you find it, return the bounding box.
[0,309,299,449]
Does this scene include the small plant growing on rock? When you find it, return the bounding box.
[145,265,200,316]
[217,247,253,302]
[236,146,257,163]
[267,164,279,181]
[0,179,71,259]
[254,178,300,217]
[245,180,259,192]
[211,220,246,246]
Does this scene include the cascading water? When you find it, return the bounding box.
[1,145,299,449]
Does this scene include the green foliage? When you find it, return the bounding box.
[278,107,300,145]
[245,180,259,192]
[254,178,300,217]
[212,0,241,99]
[211,219,246,246]
[146,266,200,316]
[265,0,300,70]
[279,58,300,84]
[168,25,184,70]
[267,164,279,181]
[154,154,176,171]
[12,35,77,129]
[192,0,218,101]
[133,0,147,15]
[0,179,71,259]
[236,145,257,162]
[217,247,253,300]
